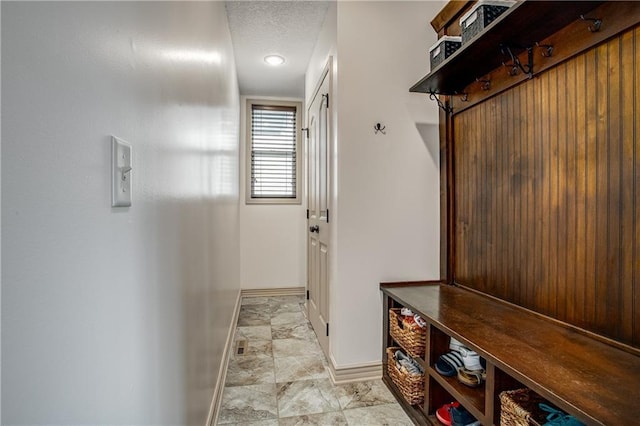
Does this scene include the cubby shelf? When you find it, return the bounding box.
[428,367,485,416]
[381,282,640,425]
[410,1,605,95]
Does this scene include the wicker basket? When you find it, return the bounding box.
[389,308,427,358]
[499,388,549,426]
[386,346,424,405]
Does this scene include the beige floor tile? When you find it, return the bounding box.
[274,355,328,382]
[341,403,413,426]
[217,383,278,424]
[276,379,341,418]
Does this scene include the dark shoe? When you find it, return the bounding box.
[450,404,480,426]
[540,403,586,426]
[435,351,464,377]
[436,402,459,425]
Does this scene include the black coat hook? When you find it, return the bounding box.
[374,123,386,135]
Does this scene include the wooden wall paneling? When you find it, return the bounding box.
[495,91,503,300]
[551,65,560,319]
[584,47,598,331]
[541,68,551,316]
[525,76,535,310]
[456,106,474,277]
[608,35,623,339]
[453,116,462,283]
[556,62,566,322]
[510,88,518,302]
[564,58,577,325]
[634,26,640,348]
[533,74,543,315]
[452,24,640,348]
[502,90,510,301]
[440,106,449,282]
[618,27,635,341]
[482,97,490,294]
[574,52,587,329]
[594,42,610,336]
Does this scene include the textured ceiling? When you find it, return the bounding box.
[225,1,330,98]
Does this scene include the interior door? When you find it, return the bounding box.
[307,63,331,357]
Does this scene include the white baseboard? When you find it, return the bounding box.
[240,286,305,298]
[206,290,242,426]
[328,353,383,384]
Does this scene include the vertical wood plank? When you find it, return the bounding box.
[510,87,519,301]
[564,58,578,324]
[574,53,588,328]
[526,77,535,310]
[549,65,560,318]
[556,62,569,322]
[607,35,623,338]
[620,29,635,343]
[540,70,551,316]
[594,43,610,335]
[500,91,508,298]
[513,85,520,303]
[633,26,640,347]
[533,69,544,312]
[584,47,598,329]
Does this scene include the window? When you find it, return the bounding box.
[246,99,302,204]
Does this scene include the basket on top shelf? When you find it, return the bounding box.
[386,347,424,406]
[389,308,427,358]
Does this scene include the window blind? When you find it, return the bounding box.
[250,104,297,198]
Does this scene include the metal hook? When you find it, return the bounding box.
[476,78,491,91]
[536,42,554,57]
[580,14,602,32]
[503,61,519,76]
[429,92,453,114]
[374,123,386,135]
[501,44,534,78]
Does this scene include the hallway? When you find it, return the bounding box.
[217,295,412,425]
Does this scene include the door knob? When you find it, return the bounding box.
[309,225,319,233]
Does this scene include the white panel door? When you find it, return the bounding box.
[307,62,331,358]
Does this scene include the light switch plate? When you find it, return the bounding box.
[112,136,132,207]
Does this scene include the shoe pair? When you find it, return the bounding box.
[400,307,427,328]
[435,337,484,374]
[539,403,586,426]
[435,402,479,426]
[395,350,424,376]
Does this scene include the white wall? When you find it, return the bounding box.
[239,96,307,290]
[1,2,240,424]
[331,1,444,367]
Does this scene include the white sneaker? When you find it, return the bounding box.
[400,307,414,316]
[459,347,483,371]
[449,337,465,352]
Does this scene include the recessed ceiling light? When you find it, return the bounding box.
[264,55,285,66]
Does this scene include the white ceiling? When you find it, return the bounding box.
[225,1,331,98]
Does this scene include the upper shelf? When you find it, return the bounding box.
[410,1,606,95]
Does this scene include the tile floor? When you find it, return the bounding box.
[217,295,413,425]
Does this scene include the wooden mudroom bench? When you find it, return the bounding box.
[381,281,640,425]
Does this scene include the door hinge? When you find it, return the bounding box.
[301,127,309,139]
[306,209,309,219]
[322,93,329,109]
[306,290,310,300]
[326,209,330,223]
[326,323,329,336]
